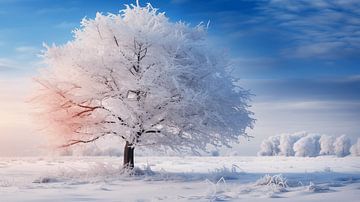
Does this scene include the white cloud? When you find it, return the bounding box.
[36,7,78,15]
[259,0,360,58]
[0,58,18,71]
[15,46,39,54]
[54,21,78,29]
[253,100,360,111]
[0,57,41,74]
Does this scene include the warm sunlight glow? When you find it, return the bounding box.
[0,78,43,156]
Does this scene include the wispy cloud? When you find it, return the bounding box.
[54,21,78,29]
[258,0,360,58]
[0,56,40,75]
[36,6,78,15]
[254,100,360,112]
[239,77,360,102]
[0,58,19,72]
[170,0,190,4]
[231,56,278,77]
[15,46,39,55]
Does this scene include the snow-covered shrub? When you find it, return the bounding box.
[333,135,351,157]
[278,132,307,156]
[255,174,288,188]
[319,135,335,155]
[257,136,280,156]
[258,132,353,157]
[255,174,288,194]
[257,139,274,156]
[293,134,320,157]
[210,164,244,181]
[350,138,360,156]
[307,182,330,193]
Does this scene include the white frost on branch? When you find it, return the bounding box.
[32,3,254,154]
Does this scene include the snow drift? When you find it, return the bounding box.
[258,132,358,157]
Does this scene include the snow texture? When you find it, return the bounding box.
[258,132,356,157]
[0,156,359,202]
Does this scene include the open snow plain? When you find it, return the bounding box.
[0,156,359,201]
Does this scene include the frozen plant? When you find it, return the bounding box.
[319,135,335,155]
[257,135,280,156]
[350,138,360,156]
[257,132,353,157]
[307,182,330,193]
[33,2,254,169]
[210,164,244,181]
[205,177,229,201]
[255,174,288,193]
[333,135,351,157]
[278,132,307,156]
[293,134,320,157]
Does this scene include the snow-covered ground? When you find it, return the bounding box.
[0,156,359,201]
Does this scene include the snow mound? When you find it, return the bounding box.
[307,182,332,193]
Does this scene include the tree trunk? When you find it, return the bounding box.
[123,141,134,169]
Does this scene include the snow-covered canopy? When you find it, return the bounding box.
[33,3,254,153]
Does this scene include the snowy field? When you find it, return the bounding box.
[0,156,359,201]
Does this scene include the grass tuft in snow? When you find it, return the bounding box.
[209,164,245,181]
[256,174,288,188]
[307,182,332,193]
[255,174,288,193]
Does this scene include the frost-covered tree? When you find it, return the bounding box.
[257,135,280,156]
[319,135,335,155]
[350,138,360,156]
[278,132,306,156]
[33,2,254,168]
[333,135,351,157]
[293,134,320,157]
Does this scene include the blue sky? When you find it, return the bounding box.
[0,0,359,155]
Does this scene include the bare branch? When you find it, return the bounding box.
[150,118,165,127]
[60,133,107,148]
[114,36,119,47]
